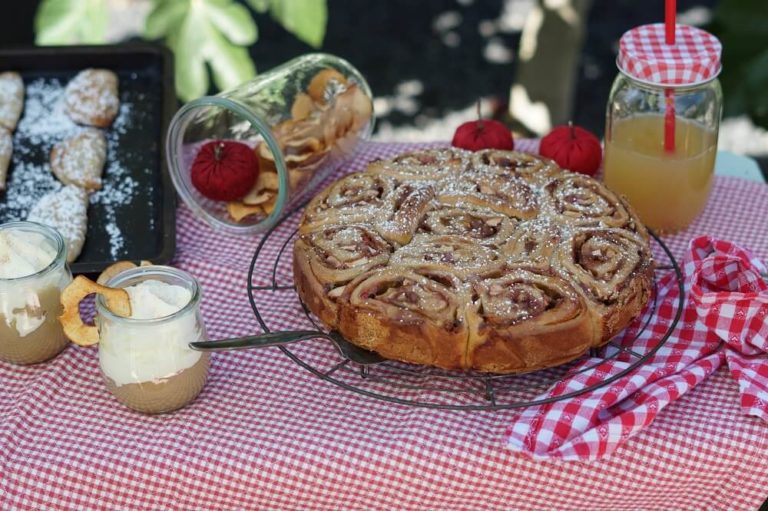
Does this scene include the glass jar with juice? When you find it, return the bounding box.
[604,24,723,234]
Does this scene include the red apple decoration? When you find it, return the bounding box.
[191,140,258,201]
[452,102,514,151]
[539,122,602,176]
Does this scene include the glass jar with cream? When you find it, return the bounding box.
[0,221,72,365]
[96,266,209,414]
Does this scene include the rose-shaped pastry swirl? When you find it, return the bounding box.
[375,182,435,245]
[293,225,391,328]
[391,234,501,278]
[501,220,562,269]
[367,147,470,180]
[466,268,595,373]
[556,228,654,343]
[300,172,396,233]
[557,228,653,303]
[299,225,391,285]
[418,203,517,247]
[438,174,539,220]
[338,267,469,369]
[469,150,560,184]
[544,173,630,227]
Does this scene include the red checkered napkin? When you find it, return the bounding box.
[505,236,768,460]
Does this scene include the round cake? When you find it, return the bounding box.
[293,148,654,373]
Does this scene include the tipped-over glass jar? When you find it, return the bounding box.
[0,221,72,365]
[96,266,209,414]
[603,24,723,234]
[167,53,374,235]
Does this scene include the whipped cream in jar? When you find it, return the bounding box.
[96,266,209,414]
[0,221,72,365]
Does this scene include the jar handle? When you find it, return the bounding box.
[59,276,132,346]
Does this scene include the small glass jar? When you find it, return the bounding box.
[96,266,209,414]
[0,222,72,365]
[603,24,723,234]
[166,53,374,235]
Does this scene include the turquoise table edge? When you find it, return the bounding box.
[715,151,766,183]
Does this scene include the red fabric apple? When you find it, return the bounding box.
[539,122,602,176]
[452,103,514,151]
[191,140,258,201]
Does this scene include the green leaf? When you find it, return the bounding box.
[35,0,80,44]
[145,0,189,40]
[35,0,108,45]
[205,28,257,92]
[269,0,327,48]
[172,7,210,101]
[205,1,258,46]
[246,0,270,13]
[81,0,108,43]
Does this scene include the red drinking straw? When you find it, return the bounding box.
[664,0,676,153]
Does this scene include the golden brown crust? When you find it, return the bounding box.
[293,242,342,328]
[337,268,469,369]
[50,129,107,192]
[554,227,654,343]
[64,69,119,128]
[465,268,595,373]
[293,148,654,373]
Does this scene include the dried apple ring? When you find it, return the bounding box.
[96,260,152,286]
[291,93,315,121]
[59,276,132,346]
[227,201,264,221]
[307,68,348,104]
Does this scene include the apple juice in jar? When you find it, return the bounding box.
[603,24,722,234]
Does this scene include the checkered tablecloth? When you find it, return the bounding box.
[2,141,768,510]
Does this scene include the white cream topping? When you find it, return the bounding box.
[0,230,57,279]
[0,229,66,337]
[125,280,192,320]
[99,280,203,386]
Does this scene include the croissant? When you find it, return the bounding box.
[294,149,654,373]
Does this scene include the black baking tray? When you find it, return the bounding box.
[0,44,176,274]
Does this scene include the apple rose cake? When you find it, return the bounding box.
[293,148,654,373]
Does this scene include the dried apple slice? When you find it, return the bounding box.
[96,260,152,286]
[60,276,132,346]
[350,85,373,130]
[291,93,315,121]
[258,141,277,162]
[259,171,279,190]
[284,136,324,157]
[227,201,264,222]
[243,189,274,206]
[307,68,348,104]
[242,166,279,205]
[262,195,278,214]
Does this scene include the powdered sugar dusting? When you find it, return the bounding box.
[64,69,120,128]
[27,185,88,263]
[2,77,141,260]
[50,129,106,190]
[105,222,124,258]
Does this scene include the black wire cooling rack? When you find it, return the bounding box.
[247,202,685,411]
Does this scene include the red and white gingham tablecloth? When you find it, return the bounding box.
[1,141,768,510]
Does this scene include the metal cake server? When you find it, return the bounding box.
[189,330,385,365]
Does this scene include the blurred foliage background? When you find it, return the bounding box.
[709,0,768,129]
[34,0,328,101]
[13,0,768,150]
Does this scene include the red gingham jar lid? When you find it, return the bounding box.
[618,23,722,87]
